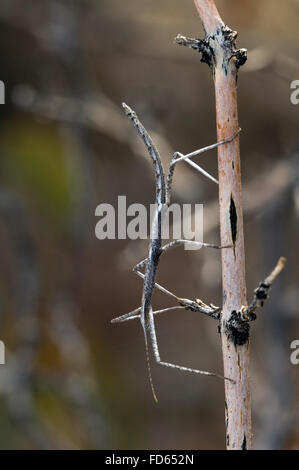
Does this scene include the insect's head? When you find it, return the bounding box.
[122,102,135,119]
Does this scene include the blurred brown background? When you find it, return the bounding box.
[0,0,298,450]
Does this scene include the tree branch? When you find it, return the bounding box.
[179,0,250,450]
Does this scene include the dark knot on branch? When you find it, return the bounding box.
[175,25,247,74]
[223,257,286,347]
[224,311,251,346]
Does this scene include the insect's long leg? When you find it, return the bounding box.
[148,308,233,382]
[111,307,141,324]
[132,258,222,319]
[133,257,147,272]
[179,155,219,185]
[166,129,241,205]
[175,129,241,162]
[132,239,231,301]
[111,306,185,324]
[134,267,179,301]
[161,239,232,251]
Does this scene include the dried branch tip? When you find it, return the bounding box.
[175,26,247,74]
[264,256,286,285]
[241,256,287,321]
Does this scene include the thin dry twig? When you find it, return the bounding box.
[240,257,287,321]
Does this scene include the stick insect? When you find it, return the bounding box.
[112,103,240,402]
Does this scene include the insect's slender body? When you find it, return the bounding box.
[123,104,166,329]
[123,103,167,400]
[141,237,161,324]
[116,103,240,401]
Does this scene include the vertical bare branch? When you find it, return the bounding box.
[192,0,249,449]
